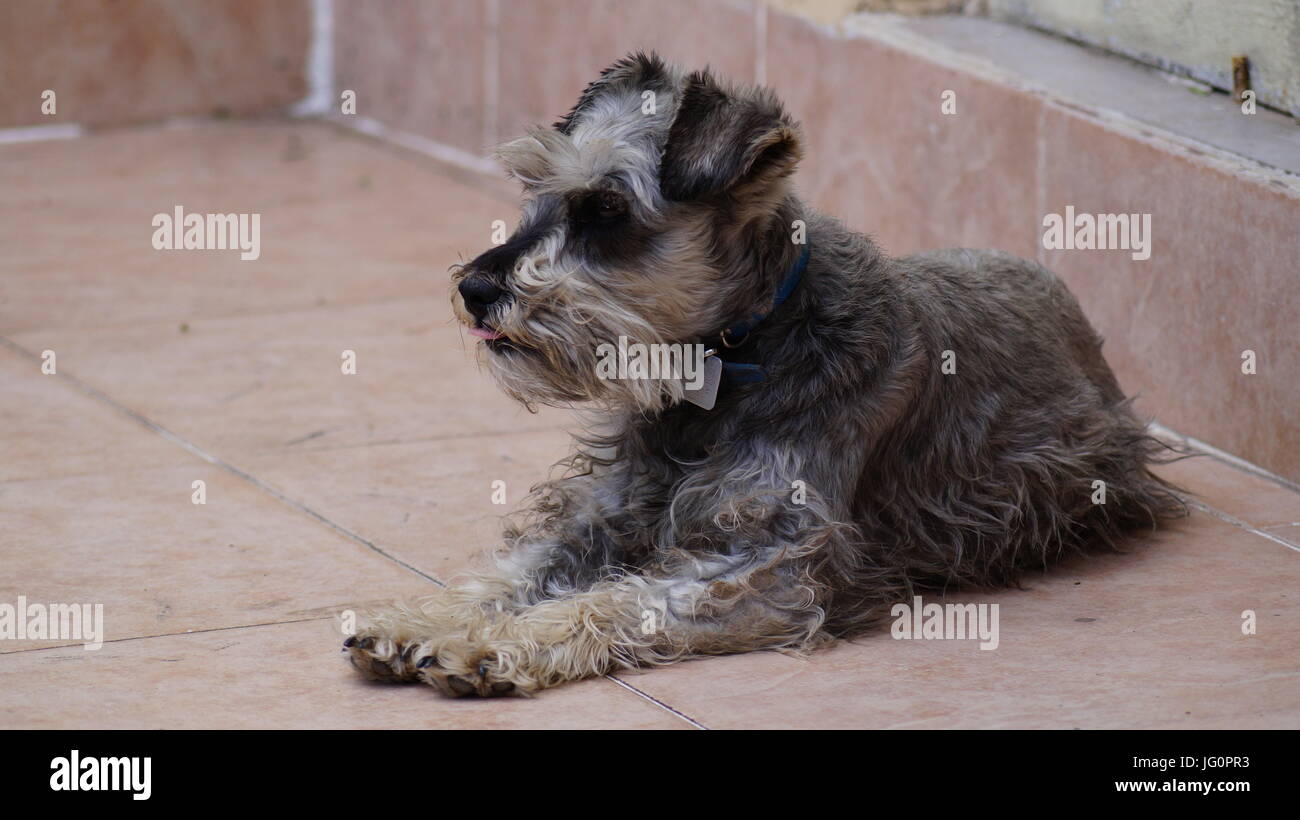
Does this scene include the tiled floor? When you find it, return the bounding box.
[2,120,1296,729]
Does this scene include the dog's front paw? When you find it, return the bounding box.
[343,629,426,683]
[414,641,522,698]
[343,630,525,696]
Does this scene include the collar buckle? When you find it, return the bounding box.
[700,240,810,391]
[719,328,748,348]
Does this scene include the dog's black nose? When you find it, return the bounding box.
[458,276,503,319]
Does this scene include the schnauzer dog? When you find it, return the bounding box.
[345,52,1183,696]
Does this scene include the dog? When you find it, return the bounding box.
[344,52,1184,697]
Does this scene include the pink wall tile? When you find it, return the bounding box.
[334,0,488,154]
[1038,106,1300,480]
[0,0,310,129]
[495,0,758,144]
[765,12,1041,260]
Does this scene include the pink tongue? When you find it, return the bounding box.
[468,326,504,340]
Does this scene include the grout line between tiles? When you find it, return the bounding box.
[1034,102,1047,267]
[6,289,456,338]
[288,0,334,117]
[1148,422,1300,552]
[278,423,568,455]
[0,424,566,486]
[605,674,709,730]
[0,123,85,144]
[1150,422,1300,495]
[0,335,447,588]
[319,116,514,202]
[333,114,501,176]
[1183,498,1300,554]
[483,0,500,150]
[0,616,333,656]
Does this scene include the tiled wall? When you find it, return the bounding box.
[334,0,760,154]
[0,0,310,129]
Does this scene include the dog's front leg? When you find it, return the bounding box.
[405,547,832,695]
[344,471,638,692]
[406,472,882,696]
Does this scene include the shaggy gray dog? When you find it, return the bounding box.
[344,52,1184,696]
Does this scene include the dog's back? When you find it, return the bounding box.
[834,241,1184,625]
[910,249,1121,376]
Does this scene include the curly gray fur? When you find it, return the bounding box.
[346,52,1186,696]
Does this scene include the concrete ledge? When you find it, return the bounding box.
[883,15,1300,179]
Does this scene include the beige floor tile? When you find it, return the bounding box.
[239,429,572,581]
[0,619,692,729]
[0,461,434,652]
[0,120,515,334]
[0,345,181,481]
[614,514,1300,729]
[9,299,568,460]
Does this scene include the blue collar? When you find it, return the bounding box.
[712,241,811,384]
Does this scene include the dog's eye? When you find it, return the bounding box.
[576,190,628,225]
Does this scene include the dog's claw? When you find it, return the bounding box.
[343,635,357,648]
[447,676,476,696]
[417,656,437,669]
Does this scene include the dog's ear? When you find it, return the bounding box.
[555,51,673,134]
[502,52,673,186]
[495,127,568,187]
[659,70,802,202]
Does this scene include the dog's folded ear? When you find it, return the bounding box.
[659,70,803,202]
[555,51,674,135]
[501,52,674,188]
[495,127,569,188]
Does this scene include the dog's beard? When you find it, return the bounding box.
[481,301,690,413]
[456,243,709,413]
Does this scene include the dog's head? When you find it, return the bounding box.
[451,52,804,411]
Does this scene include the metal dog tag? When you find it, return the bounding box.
[683,353,722,410]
